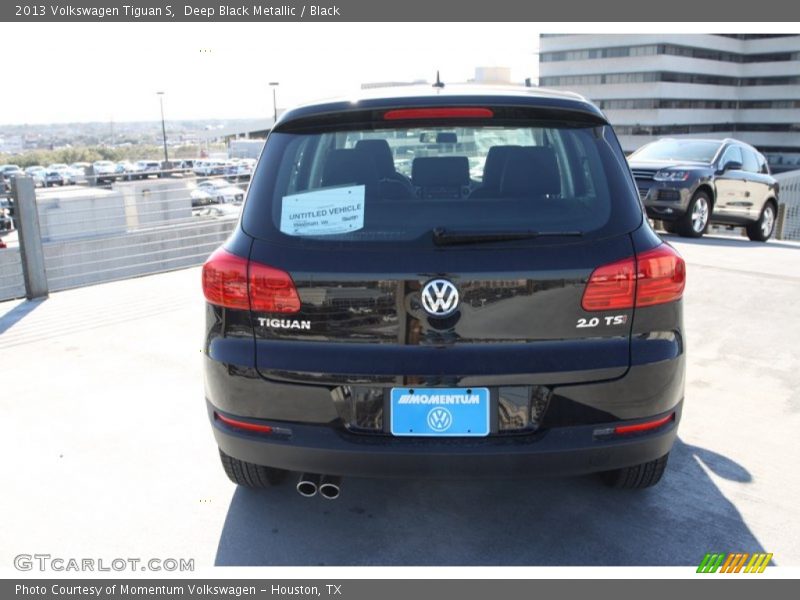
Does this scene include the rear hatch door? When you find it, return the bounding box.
[243,99,643,385]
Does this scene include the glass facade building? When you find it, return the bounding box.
[538,34,800,171]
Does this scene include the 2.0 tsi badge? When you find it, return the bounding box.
[421,279,460,317]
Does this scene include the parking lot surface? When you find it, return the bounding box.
[1,233,799,567]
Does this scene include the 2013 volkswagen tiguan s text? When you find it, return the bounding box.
[202,87,686,497]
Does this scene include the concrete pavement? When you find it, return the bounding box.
[1,233,799,567]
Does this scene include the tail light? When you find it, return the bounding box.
[581,255,636,311]
[202,248,300,313]
[634,244,687,307]
[582,244,685,311]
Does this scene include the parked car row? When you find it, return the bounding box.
[5,160,190,188]
[193,158,256,181]
[191,178,245,207]
[20,163,87,187]
[3,156,257,193]
[93,159,194,182]
[1,162,89,189]
[105,158,241,182]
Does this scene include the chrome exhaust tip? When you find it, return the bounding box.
[296,473,320,497]
[318,475,342,500]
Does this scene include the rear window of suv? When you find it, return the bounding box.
[242,117,640,247]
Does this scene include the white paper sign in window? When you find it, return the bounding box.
[280,185,365,236]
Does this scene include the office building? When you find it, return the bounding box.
[539,34,800,171]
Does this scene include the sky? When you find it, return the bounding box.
[0,23,539,125]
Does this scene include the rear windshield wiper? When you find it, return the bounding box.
[431,227,583,246]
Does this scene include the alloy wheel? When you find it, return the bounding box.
[692,197,709,233]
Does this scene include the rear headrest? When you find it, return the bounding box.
[354,139,396,178]
[322,149,378,189]
[482,145,520,189]
[500,147,561,197]
[412,157,470,187]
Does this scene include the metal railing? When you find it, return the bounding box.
[774,169,800,241]
[0,169,245,301]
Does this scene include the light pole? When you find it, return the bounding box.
[269,82,279,124]
[156,91,169,165]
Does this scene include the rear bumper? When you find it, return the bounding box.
[639,181,694,222]
[208,400,681,479]
[645,205,687,222]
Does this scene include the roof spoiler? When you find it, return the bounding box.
[274,102,609,134]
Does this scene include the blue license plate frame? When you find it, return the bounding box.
[389,387,490,437]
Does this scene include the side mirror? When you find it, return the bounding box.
[721,160,742,172]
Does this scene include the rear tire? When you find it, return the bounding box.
[602,453,669,489]
[218,449,289,488]
[746,202,776,242]
[676,191,711,238]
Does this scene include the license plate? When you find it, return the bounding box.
[390,387,490,437]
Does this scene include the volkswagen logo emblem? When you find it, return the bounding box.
[427,407,453,432]
[421,279,459,317]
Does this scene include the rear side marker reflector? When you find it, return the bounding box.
[594,413,675,437]
[383,107,494,120]
[202,248,301,313]
[214,412,291,436]
[581,243,686,311]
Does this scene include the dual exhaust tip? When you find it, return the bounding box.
[296,473,341,499]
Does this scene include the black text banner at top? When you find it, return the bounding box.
[4,0,800,21]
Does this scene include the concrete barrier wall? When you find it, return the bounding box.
[0,246,25,301]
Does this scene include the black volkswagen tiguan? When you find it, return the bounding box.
[202,86,686,497]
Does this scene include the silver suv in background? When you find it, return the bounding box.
[629,138,779,241]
